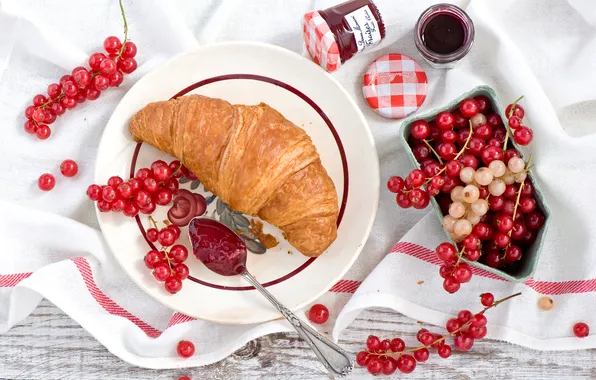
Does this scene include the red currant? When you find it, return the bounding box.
[480,293,494,307]
[139,202,156,215]
[469,325,487,339]
[155,188,173,206]
[453,111,467,129]
[118,58,137,74]
[93,75,110,91]
[481,146,504,165]
[144,250,164,269]
[174,263,189,280]
[506,103,525,119]
[168,225,181,240]
[86,184,102,200]
[519,197,537,213]
[366,358,382,375]
[35,124,51,140]
[453,263,472,283]
[396,192,412,208]
[436,242,457,263]
[356,351,370,366]
[60,96,77,109]
[474,96,491,113]
[33,94,47,106]
[142,177,159,193]
[97,200,112,212]
[493,232,511,248]
[390,338,405,352]
[486,114,502,128]
[396,354,416,374]
[108,70,124,87]
[99,59,117,76]
[153,263,171,281]
[38,173,56,191]
[471,314,487,327]
[465,249,481,261]
[484,250,504,268]
[573,322,589,338]
[308,304,330,324]
[439,265,452,279]
[153,164,172,182]
[59,75,75,86]
[177,340,195,358]
[123,202,140,217]
[443,276,461,293]
[146,228,159,242]
[459,154,478,169]
[436,111,455,130]
[103,36,122,54]
[454,333,474,351]
[514,127,533,145]
[158,228,176,246]
[457,310,472,323]
[438,142,457,160]
[419,332,435,346]
[382,357,397,375]
[122,41,137,58]
[410,120,430,140]
[438,344,452,358]
[460,98,479,118]
[504,245,523,263]
[179,377,191,380]
[366,335,381,351]
[414,348,430,362]
[59,160,78,177]
[508,116,521,129]
[86,87,101,100]
[462,234,479,250]
[134,190,152,208]
[165,275,183,294]
[24,120,37,134]
[409,188,430,209]
[446,318,461,333]
[408,169,425,187]
[89,52,107,71]
[526,211,545,231]
[387,176,405,193]
[169,245,188,263]
[474,124,492,140]
[46,83,62,99]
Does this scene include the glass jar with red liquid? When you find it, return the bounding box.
[415,4,475,69]
[303,0,386,72]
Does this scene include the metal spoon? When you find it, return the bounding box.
[188,217,353,377]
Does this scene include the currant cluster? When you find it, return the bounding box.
[388,96,546,293]
[23,0,136,140]
[86,159,181,217]
[355,292,520,375]
[144,221,189,294]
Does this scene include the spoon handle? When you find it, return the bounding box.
[241,269,353,377]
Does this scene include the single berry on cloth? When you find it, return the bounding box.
[177,340,195,358]
[38,173,56,191]
[573,322,589,338]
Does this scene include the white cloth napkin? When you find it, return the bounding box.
[1,0,596,370]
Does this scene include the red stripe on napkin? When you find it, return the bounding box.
[70,257,162,338]
[0,272,32,287]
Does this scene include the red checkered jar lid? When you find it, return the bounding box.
[362,54,428,119]
[302,11,342,73]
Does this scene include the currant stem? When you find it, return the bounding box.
[453,121,474,161]
[423,139,444,165]
[116,0,129,58]
[148,215,159,230]
[502,95,524,150]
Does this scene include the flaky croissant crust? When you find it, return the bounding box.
[129,94,338,256]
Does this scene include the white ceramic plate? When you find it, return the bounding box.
[95,42,379,324]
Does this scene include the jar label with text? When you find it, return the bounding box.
[344,5,382,52]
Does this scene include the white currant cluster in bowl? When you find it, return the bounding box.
[388,96,545,293]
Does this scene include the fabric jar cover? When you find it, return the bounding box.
[302,11,342,73]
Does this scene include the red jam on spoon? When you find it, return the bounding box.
[188,218,247,276]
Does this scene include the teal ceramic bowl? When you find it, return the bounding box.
[400,85,550,282]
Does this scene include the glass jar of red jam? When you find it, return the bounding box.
[414,4,474,69]
[303,0,386,72]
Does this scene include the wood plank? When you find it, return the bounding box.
[0,301,595,379]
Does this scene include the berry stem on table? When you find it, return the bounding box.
[366,292,522,357]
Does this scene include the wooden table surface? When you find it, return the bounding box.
[1,300,594,380]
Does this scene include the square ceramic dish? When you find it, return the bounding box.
[400,85,550,282]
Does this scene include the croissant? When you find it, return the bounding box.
[129,94,338,257]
